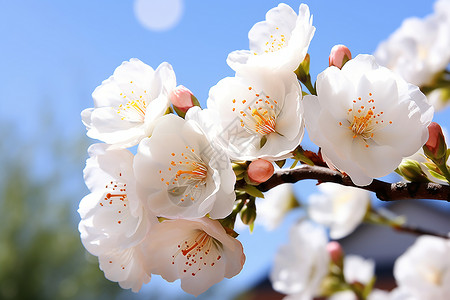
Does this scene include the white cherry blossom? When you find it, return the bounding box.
[256,183,296,231]
[303,54,434,186]
[227,3,315,72]
[374,9,450,87]
[78,143,154,291]
[308,183,370,239]
[343,255,375,286]
[203,66,304,160]
[133,114,236,219]
[330,289,392,300]
[81,58,176,148]
[142,217,245,296]
[427,88,450,112]
[270,221,329,299]
[394,235,450,300]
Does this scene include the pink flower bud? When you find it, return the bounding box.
[170,85,194,113]
[326,241,343,265]
[247,159,274,184]
[329,45,352,69]
[424,122,447,160]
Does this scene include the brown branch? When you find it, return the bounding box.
[392,223,449,239]
[255,165,450,202]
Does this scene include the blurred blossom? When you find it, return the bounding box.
[343,255,375,285]
[308,183,370,239]
[435,0,450,23]
[270,221,329,299]
[374,1,450,87]
[427,88,450,112]
[329,291,357,300]
[227,3,315,72]
[394,235,450,300]
[330,289,393,300]
[256,183,296,230]
[303,54,433,186]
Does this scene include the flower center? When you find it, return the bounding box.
[159,146,208,206]
[338,92,392,148]
[172,230,222,277]
[117,99,147,122]
[422,265,443,286]
[100,172,129,225]
[232,87,280,136]
[116,86,149,122]
[350,109,374,138]
[253,27,288,55]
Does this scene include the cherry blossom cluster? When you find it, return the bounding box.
[271,221,450,300]
[375,0,450,110]
[79,1,450,298]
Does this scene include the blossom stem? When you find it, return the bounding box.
[302,74,317,95]
[436,162,450,184]
[250,164,450,202]
[364,209,449,239]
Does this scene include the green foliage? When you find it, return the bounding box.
[0,123,122,300]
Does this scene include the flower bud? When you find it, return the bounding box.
[329,45,352,69]
[247,159,274,184]
[170,85,198,117]
[240,200,257,226]
[397,159,430,182]
[326,241,344,266]
[423,122,447,162]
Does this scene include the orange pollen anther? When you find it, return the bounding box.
[350,109,374,137]
[175,164,208,180]
[252,109,276,134]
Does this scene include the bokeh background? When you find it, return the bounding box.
[0,1,448,299]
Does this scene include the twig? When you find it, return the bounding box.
[392,223,449,239]
[254,165,450,202]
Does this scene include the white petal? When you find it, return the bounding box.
[134,114,236,219]
[98,246,151,292]
[143,218,245,296]
[344,255,375,285]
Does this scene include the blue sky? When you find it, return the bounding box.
[0,0,447,299]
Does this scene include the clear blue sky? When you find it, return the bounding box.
[0,1,446,299]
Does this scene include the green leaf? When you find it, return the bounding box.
[248,222,254,233]
[172,105,186,118]
[292,149,314,166]
[290,159,299,169]
[429,169,448,181]
[423,162,439,171]
[241,185,264,199]
[191,94,201,108]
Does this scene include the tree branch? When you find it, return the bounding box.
[392,223,449,239]
[256,165,450,202]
